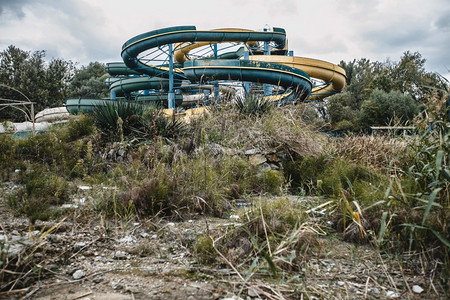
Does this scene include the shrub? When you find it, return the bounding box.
[234,94,272,116]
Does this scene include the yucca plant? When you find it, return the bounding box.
[234,94,272,116]
[92,100,144,138]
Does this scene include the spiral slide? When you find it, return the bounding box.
[66,25,346,115]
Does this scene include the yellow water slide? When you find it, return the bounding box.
[247,55,346,100]
[174,28,287,64]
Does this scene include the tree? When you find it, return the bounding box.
[0,45,76,121]
[359,89,422,128]
[68,62,109,99]
[326,92,359,128]
[327,52,446,130]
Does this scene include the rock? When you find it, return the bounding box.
[249,154,266,166]
[118,235,135,244]
[113,250,128,260]
[75,242,86,248]
[247,287,259,297]
[386,291,400,298]
[77,185,91,191]
[337,281,345,286]
[245,148,260,155]
[46,264,58,271]
[93,277,103,284]
[72,269,85,280]
[206,143,225,157]
[125,285,141,293]
[412,285,424,294]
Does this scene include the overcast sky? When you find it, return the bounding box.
[1,0,449,79]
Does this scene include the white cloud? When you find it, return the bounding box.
[0,0,448,79]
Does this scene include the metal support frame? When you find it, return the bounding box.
[168,43,175,109]
[0,84,35,133]
[213,43,220,102]
[243,51,251,94]
[263,28,272,96]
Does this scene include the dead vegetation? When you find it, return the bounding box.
[0,100,449,298]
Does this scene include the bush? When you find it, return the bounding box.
[359,89,422,127]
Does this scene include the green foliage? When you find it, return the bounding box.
[92,100,144,136]
[259,169,284,195]
[359,89,422,127]
[234,94,272,116]
[327,92,359,127]
[68,62,109,98]
[193,235,217,264]
[384,93,449,254]
[7,164,73,223]
[0,45,76,121]
[283,155,328,194]
[92,101,184,141]
[330,52,447,130]
[320,159,378,199]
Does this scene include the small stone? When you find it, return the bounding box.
[77,185,91,190]
[72,269,85,280]
[46,264,58,271]
[151,234,158,239]
[245,148,260,155]
[93,277,103,284]
[247,287,259,297]
[249,154,266,166]
[337,281,345,286]
[118,235,135,244]
[125,285,141,293]
[75,242,86,248]
[412,285,424,294]
[113,250,128,260]
[386,291,400,298]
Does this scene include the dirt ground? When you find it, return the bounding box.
[0,183,447,299]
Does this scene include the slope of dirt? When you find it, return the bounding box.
[0,184,445,299]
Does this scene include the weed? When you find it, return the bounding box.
[193,235,217,264]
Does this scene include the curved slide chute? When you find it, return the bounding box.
[247,55,346,100]
[183,59,312,100]
[121,26,286,78]
[65,25,346,115]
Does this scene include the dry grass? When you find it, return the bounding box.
[196,105,326,158]
[331,134,408,171]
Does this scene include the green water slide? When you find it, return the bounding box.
[66,25,315,115]
[120,26,311,99]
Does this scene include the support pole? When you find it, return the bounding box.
[263,27,272,97]
[243,51,251,94]
[168,43,175,109]
[213,43,219,102]
[31,102,35,134]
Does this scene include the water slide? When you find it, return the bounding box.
[66,25,346,115]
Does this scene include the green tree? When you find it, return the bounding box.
[68,62,109,98]
[359,89,422,128]
[0,45,76,121]
[326,92,359,128]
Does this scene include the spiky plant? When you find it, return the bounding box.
[92,100,144,138]
[234,94,272,116]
